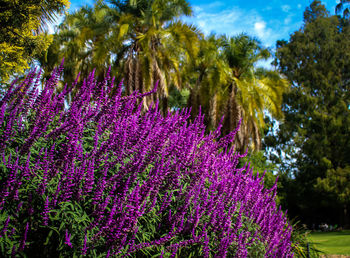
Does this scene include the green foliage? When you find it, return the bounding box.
[38,0,200,110]
[168,87,190,110]
[38,1,287,152]
[0,0,69,83]
[0,119,100,257]
[336,0,350,19]
[315,166,350,227]
[186,34,288,152]
[268,0,350,226]
[290,221,321,258]
[316,166,350,205]
[240,151,277,189]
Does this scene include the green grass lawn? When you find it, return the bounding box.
[308,230,350,255]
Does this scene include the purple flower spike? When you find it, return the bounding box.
[65,229,73,248]
[0,65,293,257]
[81,232,88,255]
[42,196,50,226]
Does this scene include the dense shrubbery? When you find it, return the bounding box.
[0,66,293,257]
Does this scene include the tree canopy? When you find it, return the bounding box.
[336,0,350,19]
[268,0,350,226]
[0,0,69,83]
[38,0,288,153]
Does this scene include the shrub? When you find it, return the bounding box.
[0,65,293,257]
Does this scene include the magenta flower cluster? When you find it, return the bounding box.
[0,65,293,257]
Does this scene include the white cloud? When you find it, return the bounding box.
[281,5,291,13]
[284,16,292,25]
[254,21,266,31]
[297,4,302,9]
[256,58,274,69]
[188,8,243,35]
[254,21,266,37]
[193,6,203,13]
[198,20,206,28]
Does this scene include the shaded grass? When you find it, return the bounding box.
[308,230,350,255]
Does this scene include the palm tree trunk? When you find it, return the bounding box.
[152,59,169,115]
[252,122,261,151]
[135,56,142,93]
[125,56,134,96]
[225,82,245,153]
[162,96,168,115]
[189,70,205,119]
[209,93,217,129]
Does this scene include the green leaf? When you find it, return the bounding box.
[119,24,129,40]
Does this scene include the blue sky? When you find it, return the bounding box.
[65,0,339,49]
[183,0,338,47]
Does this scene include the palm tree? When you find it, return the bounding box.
[221,34,288,152]
[113,0,200,112]
[37,0,70,34]
[185,34,287,152]
[39,0,200,113]
[336,0,350,19]
[39,2,116,85]
[184,34,229,129]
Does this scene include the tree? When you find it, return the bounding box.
[336,0,350,19]
[39,1,286,152]
[39,2,115,88]
[269,0,350,226]
[0,0,69,83]
[316,167,350,227]
[39,0,200,113]
[185,34,288,152]
[117,0,200,112]
[185,34,229,130]
[221,35,288,152]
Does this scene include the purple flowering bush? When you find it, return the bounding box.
[0,65,293,257]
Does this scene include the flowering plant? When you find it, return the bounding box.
[0,65,293,257]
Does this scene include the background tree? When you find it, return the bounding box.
[117,0,200,112]
[185,34,229,130]
[38,0,287,153]
[221,34,288,152]
[0,0,69,84]
[316,166,350,227]
[186,34,288,152]
[336,0,350,19]
[268,0,350,226]
[39,2,115,89]
[39,0,200,113]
